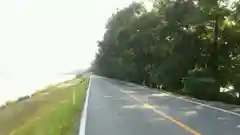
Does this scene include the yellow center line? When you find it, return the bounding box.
[120,89,201,135]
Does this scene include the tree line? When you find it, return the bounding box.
[92,0,240,104]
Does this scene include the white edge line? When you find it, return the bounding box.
[173,95,240,117]
[115,79,240,117]
[150,88,240,117]
[79,76,91,135]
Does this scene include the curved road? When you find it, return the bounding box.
[82,75,240,135]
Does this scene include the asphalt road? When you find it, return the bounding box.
[84,75,240,135]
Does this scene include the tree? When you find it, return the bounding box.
[92,0,240,104]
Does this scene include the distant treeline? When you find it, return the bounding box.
[92,0,240,104]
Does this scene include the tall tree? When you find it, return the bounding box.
[93,0,240,104]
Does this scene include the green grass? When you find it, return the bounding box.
[0,77,88,135]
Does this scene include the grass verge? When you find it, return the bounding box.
[0,77,88,135]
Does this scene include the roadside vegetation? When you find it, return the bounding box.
[0,77,88,135]
[93,0,240,104]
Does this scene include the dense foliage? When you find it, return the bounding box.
[93,0,240,104]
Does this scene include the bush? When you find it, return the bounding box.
[0,105,6,110]
[17,95,30,102]
[183,69,218,100]
[5,100,15,106]
[217,92,238,104]
[156,61,186,91]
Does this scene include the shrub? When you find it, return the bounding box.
[183,68,217,100]
[0,105,6,110]
[5,100,15,106]
[217,92,238,104]
[17,95,30,102]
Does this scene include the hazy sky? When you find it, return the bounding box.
[1,0,134,76]
[0,0,136,104]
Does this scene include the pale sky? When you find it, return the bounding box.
[1,0,135,75]
[0,0,135,104]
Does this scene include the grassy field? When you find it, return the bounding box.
[0,77,88,135]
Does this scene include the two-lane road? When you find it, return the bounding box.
[81,75,240,135]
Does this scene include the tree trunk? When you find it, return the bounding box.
[210,15,221,98]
